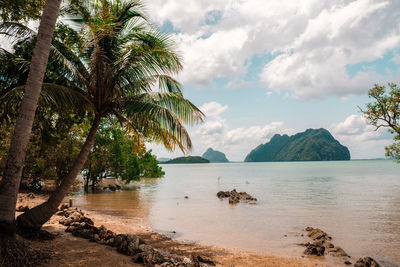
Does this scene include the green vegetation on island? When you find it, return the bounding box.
[157,157,171,163]
[202,148,229,162]
[244,128,350,162]
[163,156,210,164]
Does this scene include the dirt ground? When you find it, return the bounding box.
[16,193,331,267]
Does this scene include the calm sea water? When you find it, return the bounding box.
[72,160,400,265]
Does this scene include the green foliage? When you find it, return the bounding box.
[164,156,210,164]
[0,0,44,21]
[363,83,400,161]
[0,109,87,188]
[202,148,229,162]
[84,121,164,187]
[244,128,350,162]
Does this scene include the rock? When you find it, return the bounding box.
[58,203,69,211]
[327,246,348,257]
[184,196,189,199]
[344,260,352,265]
[228,195,240,204]
[297,242,310,247]
[354,257,380,267]
[312,240,325,247]
[115,185,122,190]
[217,191,230,198]
[108,185,116,191]
[304,244,325,256]
[323,241,334,248]
[218,189,257,204]
[197,255,216,266]
[307,228,329,240]
[27,193,35,198]
[93,234,101,242]
[305,226,314,231]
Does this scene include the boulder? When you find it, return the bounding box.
[217,191,230,198]
[354,257,380,267]
[323,241,334,248]
[327,246,348,257]
[58,203,69,211]
[229,195,240,204]
[304,244,325,256]
[217,189,257,204]
[307,228,329,240]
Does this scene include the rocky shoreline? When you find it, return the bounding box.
[57,206,215,266]
[16,192,384,267]
[299,227,381,267]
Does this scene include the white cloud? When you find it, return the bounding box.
[199,101,228,118]
[146,0,400,98]
[150,101,295,161]
[149,106,395,160]
[329,114,393,159]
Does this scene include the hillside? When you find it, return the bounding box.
[202,148,229,162]
[163,156,210,164]
[244,128,350,162]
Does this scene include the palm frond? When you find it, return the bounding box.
[0,22,35,40]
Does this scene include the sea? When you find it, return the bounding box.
[72,160,400,265]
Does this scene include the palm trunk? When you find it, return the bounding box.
[17,115,101,230]
[0,0,62,236]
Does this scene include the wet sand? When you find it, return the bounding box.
[16,192,332,267]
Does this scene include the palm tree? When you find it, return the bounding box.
[0,0,62,236]
[9,0,204,230]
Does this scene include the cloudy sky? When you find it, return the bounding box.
[2,0,398,161]
[145,0,400,161]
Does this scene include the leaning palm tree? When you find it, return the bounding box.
[4,0,204,230]
[0,0,62,236]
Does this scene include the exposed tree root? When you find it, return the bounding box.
[0,235,51,267]
[17,227,55,241]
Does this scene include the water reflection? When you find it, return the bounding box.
[72,161,400,265]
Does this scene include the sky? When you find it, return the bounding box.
[1,0,399,161]
[145,0,400,161]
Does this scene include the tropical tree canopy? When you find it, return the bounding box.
[1,0,204,230]
[1,0,204,153]
[363,83,400,161]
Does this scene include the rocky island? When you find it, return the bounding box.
[202,148,229,162]
[162,156,210,164]
[245,128,350,162]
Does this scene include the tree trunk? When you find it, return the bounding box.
[84,177,89,193]
[17,115,101,230]
[91,176,95,191]
[0,0,62,235]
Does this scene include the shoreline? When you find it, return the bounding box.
[17,192,333,266]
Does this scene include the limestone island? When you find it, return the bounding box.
[245,128,350,162]
[162,156,210,164]
[202,148,229,162]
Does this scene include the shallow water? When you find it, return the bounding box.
[72,160,400,265]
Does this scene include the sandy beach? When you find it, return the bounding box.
[16,192,332,267]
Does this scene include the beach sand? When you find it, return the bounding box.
[16,192,331,267]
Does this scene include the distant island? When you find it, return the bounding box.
[202,148,229,162]
[245,128,350,162]
[162,156,210,164]
[157,157,171,163]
